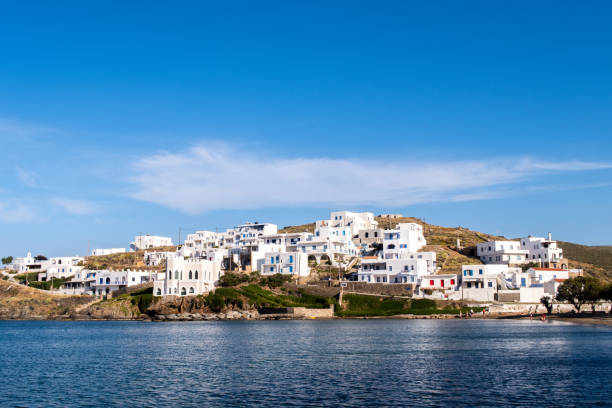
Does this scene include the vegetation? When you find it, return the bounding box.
[219,272,256,287]
[129,287,153,313]
[556,276,604,313]
[205,284,336,310]
[540,296,554,313]
[13,272,40,284]
[558,241,612,281]
[336,294,483,317]
[29,276,73,291]
[259,273,293,288]
[34,255,48,261]
[1,256,13,265]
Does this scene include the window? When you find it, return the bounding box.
[289,255,293,263]
[289,266,293,273]
[195,271,198,279]
[479,269,483,275]
[467,282,472,288]
[156,288,161,296]
[450,279,455,285]
[189,287,195,294]
[430,280,434,286]
[181,287,186,296]
[270,257,274,263]
[175,271,179,280]
[388,266,392,271]
[488,282,493,288]
[269,267,274,272]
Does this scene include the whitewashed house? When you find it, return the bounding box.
[60,269,152,296]
[7,252,37,273]
[130,235,173,251]
[520,234,567,268]
[476,240,528,265]
[144,251,175,266]
[357,224,436,284]
[153,256,222,297]
[260,252,310,277]
[383,223,426,256]
[418,274,460,298]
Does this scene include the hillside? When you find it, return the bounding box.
[278,216,612,282]
[83,246,177,271]
[558,242,612,282]
[0,279,93,319]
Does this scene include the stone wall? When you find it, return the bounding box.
[293,305,334,318]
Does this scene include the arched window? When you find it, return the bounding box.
[189,270,192,280]
[189,287,194,294]
[181,287,186,296]
[105,277,110,284]
[195,270,198,280]
[168,270,172,280]
[156,288,161,296]
[175,271,179,280]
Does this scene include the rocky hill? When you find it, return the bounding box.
[83,246,177,271]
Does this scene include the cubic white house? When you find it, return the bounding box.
[130,235,173,251]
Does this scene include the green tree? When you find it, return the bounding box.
[1,256,13,265]
[540,296,554,314]
[556,276,601,313]
[600,283,612,314]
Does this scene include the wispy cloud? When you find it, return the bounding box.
[0,201,36,223]
[129,143,612,213]
[16,167,38,187]
[50,198,99,215]
[0,117,58,140]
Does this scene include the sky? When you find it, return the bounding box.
[1,1,612,257]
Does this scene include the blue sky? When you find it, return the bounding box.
[1,1,612,256]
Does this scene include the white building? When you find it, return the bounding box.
[7,252,36,273]
[328,211,378,236]
[144,251,175,266]
[130,235,173,251]
[520,234,566,268]
[357,223,436,284]
[91,248,126,256]
[418,274,459,298]
[476,240,528,265]
[259,252,310,277]
[460,264,508,302]
[383,223,426,256]
[61,269,153,296]
[353,228,383,247]
[153,256,222,297]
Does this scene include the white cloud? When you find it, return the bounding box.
[16,167,38,187]
[129,143,612,214]
[0,117,58,139]
[50,198,99,215]
[0,202,36,223]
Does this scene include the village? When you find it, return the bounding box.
[2,210,610,319]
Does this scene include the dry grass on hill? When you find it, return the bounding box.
[279,223,316,234]
[0,279,92,319]
[83,246,177,271]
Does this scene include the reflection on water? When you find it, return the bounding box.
[0,320,610,407]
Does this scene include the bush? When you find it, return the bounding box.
[410,299,437,310]
[131,294,153,313]
[259,273,293,288]
[219,272,252,287]
[207,293,225,312]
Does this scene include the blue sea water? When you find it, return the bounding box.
[0,319,610,407]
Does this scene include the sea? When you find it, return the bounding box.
[0,319,610,407]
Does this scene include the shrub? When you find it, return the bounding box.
[131,294,153,313]
[259,273,293,288]
[207,293,225,312]
[219,272,251,287]
[410,299,437,310]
